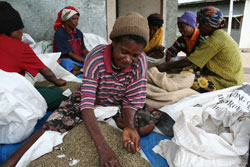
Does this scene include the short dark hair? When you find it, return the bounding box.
[112,35,147,48]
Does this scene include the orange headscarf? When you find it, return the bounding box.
[53,6,79,31]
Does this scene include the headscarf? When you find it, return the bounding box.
[143,27,163,53]
[197,6,225,29]
[143,13,164,53]
[54,6,79,31]
[147,13,163,27]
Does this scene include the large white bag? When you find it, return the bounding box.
[25,52,82,84]
[0,70,47,144]
[155,85,250,167]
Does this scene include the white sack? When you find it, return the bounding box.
[160,85,241,121]
[154,85,250,167]
[25,52,82,85]
[22,33,36,46]
[83,32,107,51]
[0,70,47,144]
[16,131,67,167]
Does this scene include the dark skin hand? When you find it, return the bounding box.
[81,109,121,167]
[67,49,88,63]
[40,66,66,86]
[122,108,141,154]
[67,51,85,63]
[157,57,192,72]
[150,45,165,52]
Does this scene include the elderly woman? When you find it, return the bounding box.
[157,7,243,93]
[3,12,166,167]
[165,11,207,61]
[53,6,89,75]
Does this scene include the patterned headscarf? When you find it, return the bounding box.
[197,6,225,29]
[54,6,79,31]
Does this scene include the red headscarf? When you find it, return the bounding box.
[54,6,79,31]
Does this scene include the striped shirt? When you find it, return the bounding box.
[80,44,147,111]
[166,29,207,57]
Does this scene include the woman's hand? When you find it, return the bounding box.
[157,62,167,72]
[54,78,66,86]
[98,143,121,167]
[122,127,141,153]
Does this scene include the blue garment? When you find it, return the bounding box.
[54,26,86,71]
[141,132,171,167]
[60,58,83,72]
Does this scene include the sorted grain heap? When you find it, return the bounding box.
[28,122,151,167]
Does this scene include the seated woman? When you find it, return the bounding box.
[53,6,89,75]
[157,7,243,93]
[165,11,207,61]
[143,13,165,59]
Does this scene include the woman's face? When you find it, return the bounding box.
[10,29,23,41]
[178,22,194,37]
[65,14,79,29]
[198,21,212,36]
[112,38,144,70]
[149,25,160,40]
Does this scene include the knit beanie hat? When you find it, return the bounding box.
[110,12,149,43]
[0,1,24,34]
[147,13,164,27]
[178,11,196,28]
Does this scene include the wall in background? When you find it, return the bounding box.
[6,0,106,42]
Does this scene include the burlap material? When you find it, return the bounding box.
[146,67,199,108]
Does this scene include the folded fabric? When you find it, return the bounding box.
[146,67,198,108]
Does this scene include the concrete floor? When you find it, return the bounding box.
[241,51,250,83]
